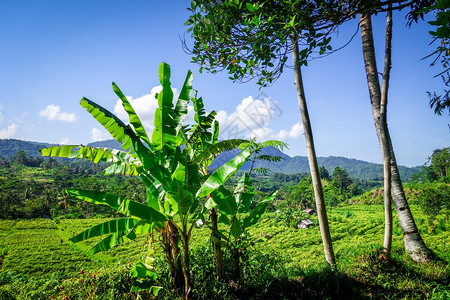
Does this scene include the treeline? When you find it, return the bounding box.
[410,147,450,183]
[0,149,381,220]
[410,147,450,220]
[0,151,146,219]
[353,147,450,220]
[1,147,448,221]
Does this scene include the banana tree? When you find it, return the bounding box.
[205,151,279,283]
[40,62,252,299]
[199,138,285,282]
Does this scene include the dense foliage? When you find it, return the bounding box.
[410,146,450,183]
[0,155,382,221]
[0,157,143,220]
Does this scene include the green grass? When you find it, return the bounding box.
[0,204,448,299]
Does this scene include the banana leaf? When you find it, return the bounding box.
[40,145,137,165]
[234,172,254,213]
[197,149,252,198]
[242,191,277,229]
[65,188,125,211]
[80,97,136,154]
[88,231,130,255]
[174,70,193,134]
[152,63,177,151]
[113,82,152,147]
[70,218,140,243]
[192,139,248,165]
[210,185,236,215]
[118,199,167,223]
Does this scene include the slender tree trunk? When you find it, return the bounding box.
[210,207,225,281]
[381,6,393,260]
[291,34,336,267]
[359,13,432,262]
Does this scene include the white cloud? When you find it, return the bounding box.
[215,96,303,142]
[288,122,304,139]
[0,123,19,138]
[39,104,77,122]
[109,88,303,144]
[216,96,276,132]
[275,130,288,140]
[60,137,70,145]
[91,127,110,142]
[248,127,275,141]
[185,105,196,124]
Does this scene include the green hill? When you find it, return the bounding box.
[0,138,421,181]
[0,139,55,158]
[209,146,420,181]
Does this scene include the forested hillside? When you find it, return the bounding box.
[0,138,421,180]
[0,139,55,158]
[209,145,421,180]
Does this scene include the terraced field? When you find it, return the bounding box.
[0,204,448,299]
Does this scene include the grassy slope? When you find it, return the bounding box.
[0,204,448,299]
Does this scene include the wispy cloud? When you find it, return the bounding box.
[91,127,110,142]
[60,137,71,145]
[39,105,77,122]
[0,123,19,138]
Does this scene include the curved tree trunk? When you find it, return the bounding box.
[359,13,432,263]
[380,6,393,260]
[291,34,336,267]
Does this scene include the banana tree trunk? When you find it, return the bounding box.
[291,34,336,267]
[180,228,191,300]
[210,207,225,281]
[360,13,431,263]
[161,222,184,293]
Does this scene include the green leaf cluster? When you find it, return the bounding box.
[185,0,360,86]
[39,62,259,294]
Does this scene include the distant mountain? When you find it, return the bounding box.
[0,139,421,181]
[209,146,420,181]
[87,139,122,149]
[262,154,421,181]
[0,139,56,158]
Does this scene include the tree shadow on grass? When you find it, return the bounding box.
[235,249,449,299]
[244,269,368,300]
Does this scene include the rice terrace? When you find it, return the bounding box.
[0,0,449,299]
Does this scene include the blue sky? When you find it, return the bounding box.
[0,1,448,167]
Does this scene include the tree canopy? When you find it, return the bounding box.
[185,0,429,86]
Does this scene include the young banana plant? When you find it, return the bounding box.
[205,165,276,282]
[204,140,283,282]
[40,62,252,298]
